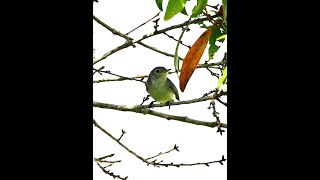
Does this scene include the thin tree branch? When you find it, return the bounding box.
[93,118,156,168]
[93,71,173,83]
[126,12,161,35]
[93,16,214,64]
[93,119,148,163]
[93,15,133,41]
[94,158,128,180]
[93,92,227,129]
[163,31,191,48]
[216,97,227,107]
[118,129,126,141]
[95,153,121,168]
[145,144,179,161]
[96,153,115,160]
[95,159,121,164]
[150,155,226,167]
[93,66,145,83]
[94,42,132,64]
[93,75,147,83]
[93,119,226,169]
[93,15,184,63]
[138,41,184,60]
[93,61,224,83]
[99,160,121,164]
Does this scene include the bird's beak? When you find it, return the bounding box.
[165,69,171,72]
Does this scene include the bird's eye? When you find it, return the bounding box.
[155,69,160,73]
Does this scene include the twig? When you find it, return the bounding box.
[118,129,126,141]
[94,74,147,83]
[202,89,216,97]
[208,91,227,135]
[126,12,161,35]
[95,153,121,168]
[93,66,145,83]
[206,4,219,10]
[216,97,227,107]
[163,31,191,48]
[95,158,121,164]
[93,15,133,42]
[96,153,115,160]
[93,66,105,75]
[140,95,150,105]
[94,158,128,180]
[205,67,220,78]
[153,18,160,31]
[150,155,226,167]
[145,144,179,160]
[138,41,184,60]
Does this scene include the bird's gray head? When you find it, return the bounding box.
[149,66,170,78]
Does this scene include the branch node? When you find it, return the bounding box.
[174,144,179,152]
[118,129,126,141]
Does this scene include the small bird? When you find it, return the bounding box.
[145,67,180,105]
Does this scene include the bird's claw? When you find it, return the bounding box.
[165,101,172,110]
[148,101,156,109]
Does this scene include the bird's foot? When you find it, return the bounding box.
[148,101,156,109]
[165,101,173,110]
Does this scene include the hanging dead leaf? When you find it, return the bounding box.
[179,26,214,92]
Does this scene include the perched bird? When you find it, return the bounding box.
[145,67,180,105]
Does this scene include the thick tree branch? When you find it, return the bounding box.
[95,91,226,109]
[93,92,227,129]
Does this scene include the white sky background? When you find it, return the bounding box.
[93,0,227,179]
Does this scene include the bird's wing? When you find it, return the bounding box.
[167,78,180,100]
[145,81,149,93]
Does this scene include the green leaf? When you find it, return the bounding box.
[217,66,227,90]
[216,34,227,41]
[155,0,163,11]
[208,25,224,60]
[174,26,188,73]
[222,0,227,20]
[180,7,188,16]
[208,45,220,59]
[191,0,208,18]
[164,0,187,21]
